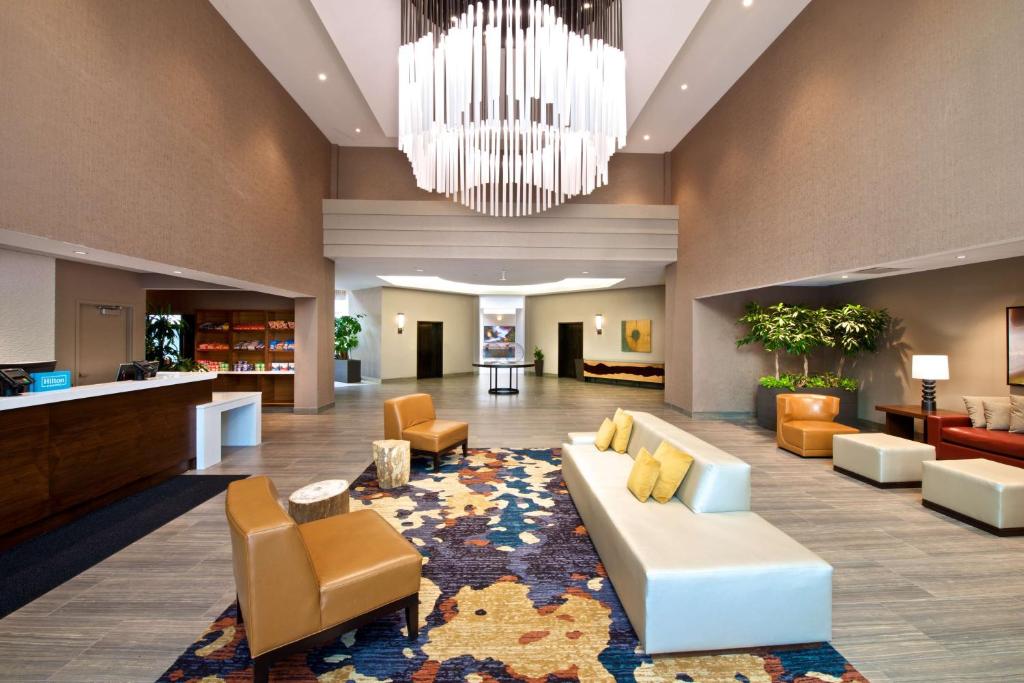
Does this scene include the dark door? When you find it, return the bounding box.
[417,321,444,379]
[558,322,584,378]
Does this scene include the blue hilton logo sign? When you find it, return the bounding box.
[30,370,72,392]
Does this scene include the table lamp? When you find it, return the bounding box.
[911,355,949,411]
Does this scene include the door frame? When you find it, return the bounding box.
[75,300,134,381]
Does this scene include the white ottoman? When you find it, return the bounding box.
[923,459,1024,536]
[833,433,935,488]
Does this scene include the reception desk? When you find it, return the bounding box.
[0,372,214,548]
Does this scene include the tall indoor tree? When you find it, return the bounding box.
[830,304,891,377]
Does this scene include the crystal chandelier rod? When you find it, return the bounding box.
[398,0,626,217]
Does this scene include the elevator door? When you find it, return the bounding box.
[417,321,443,379]
[558,322,583,378]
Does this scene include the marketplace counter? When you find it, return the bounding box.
[0,372,214,548]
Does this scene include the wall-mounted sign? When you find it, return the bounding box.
[30,370,72,392]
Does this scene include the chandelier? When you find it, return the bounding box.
[398,0,626,217]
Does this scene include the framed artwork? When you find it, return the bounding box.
[483,325,515,343]
[1009,306,1024,386]
[621,319,652,353]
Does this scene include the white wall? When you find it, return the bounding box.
[0,248,55,363]
[380,287,477,380]
[526,286,665,375]
[348,287,382,379]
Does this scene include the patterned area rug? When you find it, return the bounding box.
[160,448,867,682]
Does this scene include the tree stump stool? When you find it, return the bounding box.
[287,479,350,524]
[373,439,411,489]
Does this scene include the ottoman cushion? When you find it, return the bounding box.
[923,459,1024,530]
[833,433,935,484]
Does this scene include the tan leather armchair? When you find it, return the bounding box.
[777,393,859,457]
[226,476,421,683]
[384,393,468,471]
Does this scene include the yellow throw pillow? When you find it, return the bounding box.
[611,411,633,453]
[651,441,694,504]
[627,448,662,502]
[595,418,616,451]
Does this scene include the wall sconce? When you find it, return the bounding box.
[595,313,604,335]
[396,312,406,334]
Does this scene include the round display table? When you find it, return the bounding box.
[373,439,411,489]
[473,362,535,395]
[288,479,349,524]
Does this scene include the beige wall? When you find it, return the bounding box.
[54,260,147,379]
[526,286,665,376]
[335,147,668,206]
[0,0,335,408]
[380,288,478,380]
[0,249,56,364]
[666,0,1024,412]
[833,257,1024,420]
[348,288,383,379]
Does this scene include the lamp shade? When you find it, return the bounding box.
[911,355,949,380]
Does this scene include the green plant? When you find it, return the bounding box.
[172,358,206,372]
[146,306,187,370]
[758,372,858,392]
[533,346,544,362]
[334,314,365,359]
[829,304,891,377]
[737,302,832,378]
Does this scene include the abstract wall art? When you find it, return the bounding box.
[621,319,652,353]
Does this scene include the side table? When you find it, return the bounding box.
[288,479,350,524]
[373,439,411,489]
[874,404,966,443]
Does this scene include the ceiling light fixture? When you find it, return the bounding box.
[355,128,362,133]
[173,270,183,275]
[73,250,88,255]
[840,275,849,279]
[680,83,688,91]
[643,134,651,141]
[318,73,327,81]
[398,0,626,217]
[956,254,966,260]
[742,0,753,7]
[377,275,622,296]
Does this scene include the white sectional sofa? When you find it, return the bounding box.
[562,410,832,654]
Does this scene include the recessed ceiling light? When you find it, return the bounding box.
[173,270,183,275]
[742,0,753,7]
[416,268,424,272]
[643,134,651,141]
[582,271,589,274]
[318,73,327,81]
[680,83,688,91]
[840,275,849,279]
[583,2,592,8]
[355,128,361,133]
[73,250,87,255]
[956,254,966,259]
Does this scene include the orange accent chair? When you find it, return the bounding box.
[777,393,859,457]
[226,476,421,683]
[384,393,469,471]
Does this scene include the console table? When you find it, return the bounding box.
[473,362,534,395]
[875,404,966,443]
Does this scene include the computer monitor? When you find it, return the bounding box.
[115,360,160,381]
[1,360,57,375]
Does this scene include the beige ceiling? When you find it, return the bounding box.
[211,0,810,153]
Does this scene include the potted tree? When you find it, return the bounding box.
[533,346,545,376]
[739,302,876,430]
[334,314,365,383]
[146,306,187,370]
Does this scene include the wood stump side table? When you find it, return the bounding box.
[373,439,411,489]
[288,479,350,524]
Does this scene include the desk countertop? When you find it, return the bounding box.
[0,372,217,412]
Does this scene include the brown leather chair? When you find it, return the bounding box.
[777,393,859,457]
[384,393,468,471]
[226,476,421,682]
